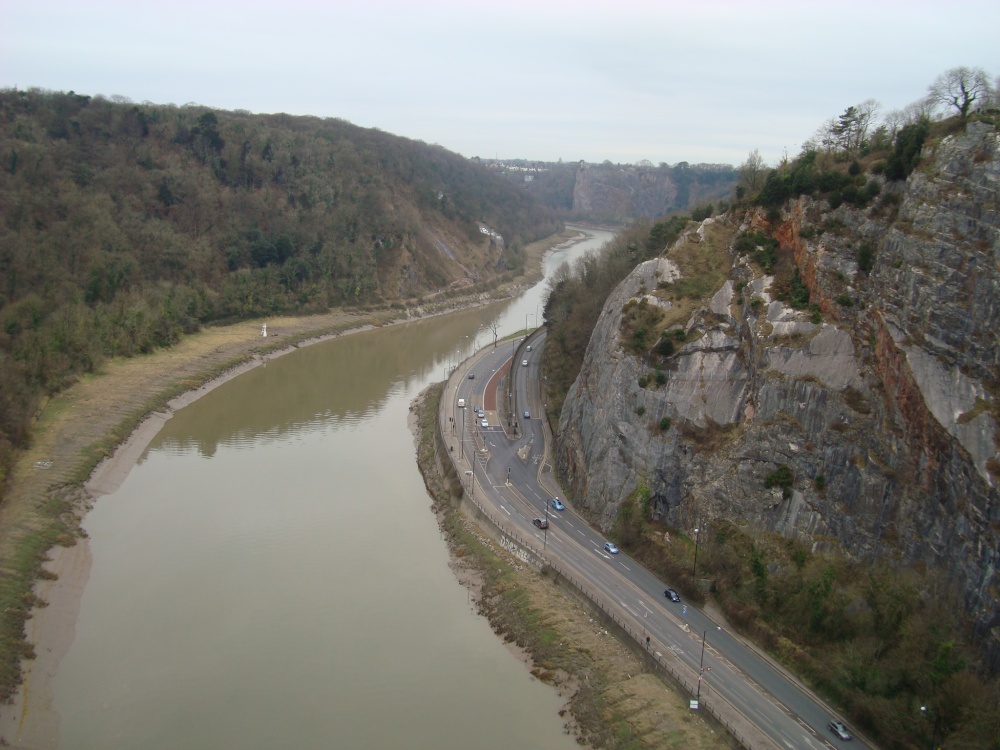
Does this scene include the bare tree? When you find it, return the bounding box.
[484,315,500,348]
[738,149,768,195]
[852,99,881,151]
[927,66,992,120]
[883,109,907,140]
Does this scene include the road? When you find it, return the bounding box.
[446,331,870,750]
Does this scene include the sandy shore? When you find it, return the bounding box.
[0,229,590,747]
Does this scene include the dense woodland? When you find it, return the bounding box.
[0,88,560,493]
[542,70,1000,750]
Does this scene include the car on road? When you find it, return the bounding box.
[522,359,528,366]
[604,542,619,554]
[664,588,681,602]
[480,419,489,428]
[549,498,565,511]
[532,517,549,529]
[468,372,474,379]
[828,720,852,741]
[476,409,484,418]
[523,410,530,419]
[526,345,532,352]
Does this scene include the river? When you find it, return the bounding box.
[47,226,616,748]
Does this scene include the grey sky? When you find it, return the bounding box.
[2,0,997,167]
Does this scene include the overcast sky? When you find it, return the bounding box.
[2,0,997,167]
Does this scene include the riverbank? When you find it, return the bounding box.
[410,383,729,750]
[0,227,590,745]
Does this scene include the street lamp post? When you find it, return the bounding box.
[692,526,700,577]
[697,630,707,702]
[459,403,465,459]
[920,705,940,750]
[696,626,720,705]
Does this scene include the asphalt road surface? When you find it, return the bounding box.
[448,331,871,750]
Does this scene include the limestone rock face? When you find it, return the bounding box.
[555,122,1000,662]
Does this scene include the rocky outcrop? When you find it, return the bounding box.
[556,122,1000,663]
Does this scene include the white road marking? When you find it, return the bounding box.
[619,562,631,571]
[501,506,511,516]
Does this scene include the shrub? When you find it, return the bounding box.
[656,337,674,357]
[638,374,649,388]
[636,405,646,416]
[655,369,667,386]
[691,202,714,221]
[764,464,794,499]
[659,416,671,431]
[857,243,875,274]
[789,270,810,309]
[886,119,929,181]
[815,474,826,491]
[835,293,852,307]
[755,243,778,272]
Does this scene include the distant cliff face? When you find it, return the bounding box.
[572,165,678,219]
[555,122,1000,656]
[570,163,736,221]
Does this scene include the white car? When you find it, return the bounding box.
[604,542,619,555]
[828,720,852,741]
[521,359,528,366]
[480,419,489,428]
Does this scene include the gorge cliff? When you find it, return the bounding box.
[554,121,1000,669]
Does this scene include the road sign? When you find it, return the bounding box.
[690,700,699,710]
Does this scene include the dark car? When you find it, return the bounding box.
[828,720,852,741]
[664,588,681,602]
[532,517,549,529]
[468,372,475,379]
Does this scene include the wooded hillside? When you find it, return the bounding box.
[0,88,559,489]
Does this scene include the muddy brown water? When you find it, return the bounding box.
[49,227,615,749]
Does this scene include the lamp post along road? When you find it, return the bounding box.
[695,626,720,706]
[692,526,700,577]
